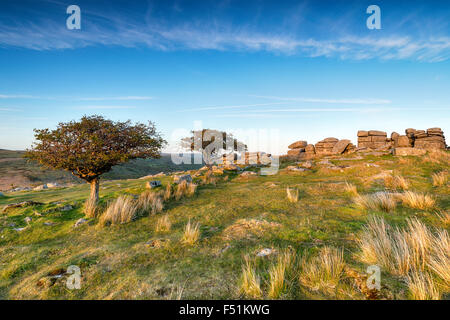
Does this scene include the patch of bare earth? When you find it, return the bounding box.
[222,218,281,241]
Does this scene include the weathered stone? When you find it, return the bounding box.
[305,144,315,153]
[323,137,339,143]
[74,218,87,228]
[393,147,427,156]
[24,217,32,224]
[146,180,162,189]
[33,184,48,191]
[173,174,192,184]
[60,205,73,211]
[240,171,257,176]
[288,140,307,149]
[371,136,388,142]
[391,132,400,140]
[396,135,411,147]
[2,201,43,213]
[368,130,387,136]
[332,139,351,154]
[357,131,369,137]
[358,136,372,142]
[287,148,305,156]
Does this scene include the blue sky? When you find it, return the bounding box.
[0,0,449,154]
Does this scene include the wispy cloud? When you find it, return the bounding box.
[0,3,449,62]
[0,94,37,99]
[183,102,290,111]
[249,95,392,104]
[0,107,22,111]
[73,105,137,110]
[76,96,153,101]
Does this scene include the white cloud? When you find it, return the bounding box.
[249,95,392,104]
[76,96,154,101]
[73,105,137,109]
[0,12,449,62]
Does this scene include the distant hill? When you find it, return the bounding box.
[0,149,202,191]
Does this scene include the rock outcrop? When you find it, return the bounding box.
[357,130,389,149]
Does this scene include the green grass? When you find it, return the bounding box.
[0,152,448,299]
[0,150,202,191]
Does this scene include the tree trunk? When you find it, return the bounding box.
[89,177,100,205]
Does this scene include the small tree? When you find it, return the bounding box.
[181,129,247,166]
[25,115,166,214]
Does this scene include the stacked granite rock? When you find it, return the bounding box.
[315,137,339,156]
[407,128,446,150]
[357,130,390,149]
[287,140,307,157]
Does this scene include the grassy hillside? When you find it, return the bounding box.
[0,151,448,300]
[0,150,201,191]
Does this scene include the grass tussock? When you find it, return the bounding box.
[422,149,450,165]
[267,249,296,299]
[137,191,164,215]
[353,192,397,212]
[358,216,449,286]
[432,171,447,187]
[407,270,441,300]
[299,246,346,294]
[240,255,262,298]
[181,220,200,245]
[399,191,435,210]
[84,197,98,218]
[427,229,450,287]
[155,214,171,232]
[202,170,217,185]
[286,187,299,203]
[436,210,450,227]
[344,182,358,196]
[99,196,138,227]
[174,181,197,200]
[164,182,172,201]
[384,174,409,190]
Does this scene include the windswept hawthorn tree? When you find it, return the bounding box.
[25,115,166,213]
[181,129,247,166]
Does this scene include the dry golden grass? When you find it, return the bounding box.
[137,191,163,215]
[344,182,358,196]
[407,270,441,300]
[267,249,296,299]
[384,174,409,190]
[175,180,188,200]
[432,171,447,187]
[353,192,397,212]
[202,170,217,185]
[399,191,435,210]
[398,157,414,166]
[84,197,98,218]
[181,220,200,245]
[99,196,138,226]
[155,214,171,232]
[358,216,449,284]
[240,255,262,298]
[187,183,197,197]
[427,229,450,287]
[286,187,299,203]
[299,246,345,294]
[422,149,450,165]
[436,210,450,227]
[164,182,172,201]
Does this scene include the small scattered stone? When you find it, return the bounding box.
[146,180,162,189]
[24,217,32,224]
[74,218,87,228]
[257,248,275,257]
[60,205,73,211]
